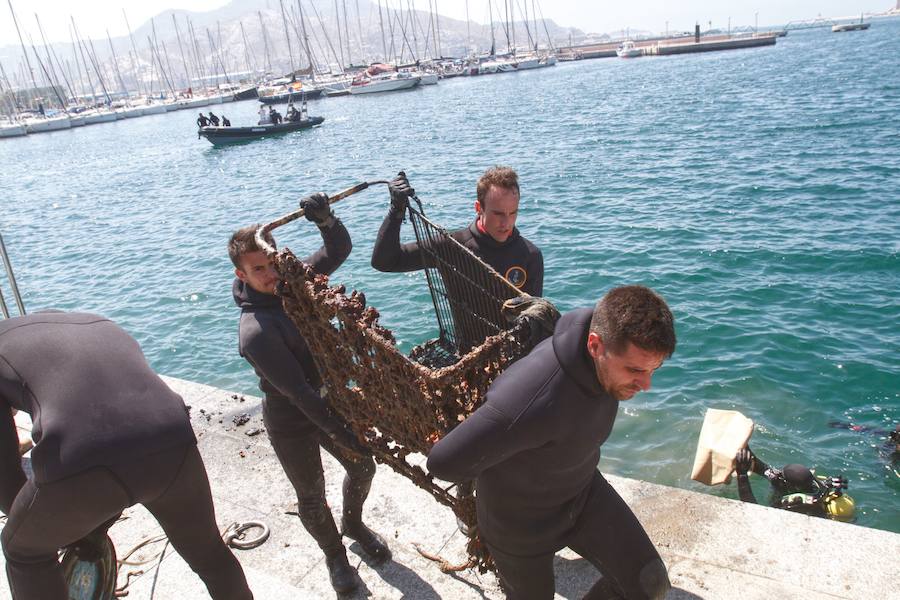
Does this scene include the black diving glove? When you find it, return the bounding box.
[388,171,415,215]
[501,296,561,346]
[735,448,753,477]
[300,192,334,227]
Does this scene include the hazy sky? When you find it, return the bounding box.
[1,0,893,48]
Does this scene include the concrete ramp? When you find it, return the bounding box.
[2,377,897,599]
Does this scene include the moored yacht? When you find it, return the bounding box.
[616,40,643,58]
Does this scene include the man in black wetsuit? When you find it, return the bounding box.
[0,312,252,600]
[229,194,389,594]
[268,107,283,125]
[208,111,220,126]
[374,166,545,533]
[197,112,210,127]
[428,285,675,600]
[222,115,231,127]
[372,166,544,298]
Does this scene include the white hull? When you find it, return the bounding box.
[349,76,420,94]
[617,41,643,58]
[25,116,71,132]
[83,111,118,124]
[515,57,541,70]
[120,107,144,119]
[141,104,169,115]
[68,116,86,127]
[181,97,210,109]
[419,72,439,85]
[0,124,27,138]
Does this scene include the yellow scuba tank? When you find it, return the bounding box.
[822,491,856,522]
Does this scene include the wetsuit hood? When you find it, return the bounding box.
[552,307,606,399]
[232,277,281,310]
[468,220,521,250]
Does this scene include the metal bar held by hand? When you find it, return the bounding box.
[254,179,390,254]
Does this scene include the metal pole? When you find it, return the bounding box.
[255,180,388,254]
[0,232,26,317]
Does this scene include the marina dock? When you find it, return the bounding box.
[559,33,780,60]
[5,376,896,599]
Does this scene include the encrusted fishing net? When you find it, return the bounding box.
[270,203,543,573]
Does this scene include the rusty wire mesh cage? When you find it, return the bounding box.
[406,199,525,362]
[261,191,544,572]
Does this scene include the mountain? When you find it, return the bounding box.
[1,0,587,94]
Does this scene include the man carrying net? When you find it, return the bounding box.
[428,286,676,600]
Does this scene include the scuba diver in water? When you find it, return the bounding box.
[829,420,899,456]
[734,446,856,522]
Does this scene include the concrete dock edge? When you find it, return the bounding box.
[2,376,897,599]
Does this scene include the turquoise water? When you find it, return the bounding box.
[2,23,898,532]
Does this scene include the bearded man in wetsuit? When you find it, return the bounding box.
[428,285,675,600]
[229,194,389,594]
[0,312,253,600]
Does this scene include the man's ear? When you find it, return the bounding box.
[235,267,248,283]
[474,200,483,215]
[586,331,605,360]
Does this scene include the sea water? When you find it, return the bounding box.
[2,22,898,532]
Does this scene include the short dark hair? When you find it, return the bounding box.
[589,285,676,357]
[476,166,519,208]
[228,225,274,268]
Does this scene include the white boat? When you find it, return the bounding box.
[24,115,71,133]
[82,110,118,125]
[68,114,86,127]
[119,106,144,119]
[831,22,870,32]
[180,96,210,109]
[478,57,518,74]
[349,71,421,95]
[514,52,557,70]
[141,103,169,115]
[0,122,27,138]
[617,40,643,58]
[418,71,439,85]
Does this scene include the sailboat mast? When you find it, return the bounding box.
[377,1,388,63]
[68,26,87,103]
[258,11,272,74]
[279,0,296,76]
[122,10,144,97]
[333,0,345,68]
[240,21,257,79]
[489,0,495,56]
[173,15,193,91]
[342,0,352,67]
[216,21,231,83]
[434,0,441,58]
[106,30,130,100]
[6,0,40,107]
[297,1,315,81]
[510,0,515,52]
[407,0,419,61]
[465,0,470,56]
[150,19,176,96]
[354,0,365,65]
[34,15,66,97]
[71,18,99,105]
